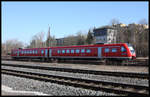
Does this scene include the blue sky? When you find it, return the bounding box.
[2,1,148,45]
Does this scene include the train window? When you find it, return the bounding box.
[86,49,91,53]
[57,50,60,54]
[71,50,74,53]
[121,46,126,52]
[66,49,70,53]
[81,49,85,53]
[62,50,65,53]
[105,48,109,53]
[76,49,80,53]
[41,50,44,54]
[33,50,34,54]
[112,48,117,52]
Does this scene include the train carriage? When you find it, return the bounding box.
[11,43,136,64]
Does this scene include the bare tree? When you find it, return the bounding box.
[2,39,24,55]
[138,18,148,25]
[29,32,45,48]
[110,18,120,26]
[76,32,86,45]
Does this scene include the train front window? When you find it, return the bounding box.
[127,43,135,54]
[128,46,135,54]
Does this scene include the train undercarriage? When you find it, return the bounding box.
[11,56,135,65]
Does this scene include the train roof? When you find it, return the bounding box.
[12,43,127,51]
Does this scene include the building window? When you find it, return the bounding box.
[112,48,117,52]
[76,49,80,53]
[71,50,74,53]
[105,48,109,53]
[86,49,91,53]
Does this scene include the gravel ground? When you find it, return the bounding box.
[2,74,117,96]
[2,66,148,87]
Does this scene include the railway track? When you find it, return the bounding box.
[2,58,105,65]
[2,63,149,79]
[2,68,149,96]
[2,58,148,66]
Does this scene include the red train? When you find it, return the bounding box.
[11,43,136,64]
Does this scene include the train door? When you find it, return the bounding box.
[49,48,52,57]
[17,50,19,57]
[98,47,102,58]
[45,49,48,57]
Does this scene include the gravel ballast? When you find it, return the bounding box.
[2,60,148,73]
[2,74,117,96]
[2,66,148,87]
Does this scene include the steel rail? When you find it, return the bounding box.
[2,68,149,96]
[2,63,149,79]
[2,58,148,66]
